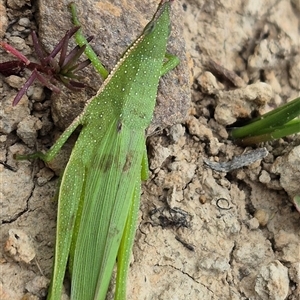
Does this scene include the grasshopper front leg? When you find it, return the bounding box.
[16,116,83,162]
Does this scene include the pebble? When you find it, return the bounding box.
[259,170,271,184]
[18,17,30,27]
[4,229,36,263]
[255,260,289,300]
[254,209,269,227]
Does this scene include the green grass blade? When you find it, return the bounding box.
[238,118,300,145]
[231,96,300,139]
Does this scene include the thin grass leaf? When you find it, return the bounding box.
[237,119,300,145]
[230,96,300,142]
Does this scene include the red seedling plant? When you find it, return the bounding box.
[0,27,91,106]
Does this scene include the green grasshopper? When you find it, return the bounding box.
[18,0,179,299]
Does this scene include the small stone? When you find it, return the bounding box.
[4,229,36,263]
[31,86,45,101]
[25,276,50,298]
[149,144,170,170]
[246,217,260,230]
[198,71,220,94]
[254,209,269,227]
[288,54,300,90]
[169,124,185,143]
[18,17,30,27]
[1,94,29,134]
[274,230,299,263]
[17,116,42,148]
[7,36,27,51]
[4,75,26,89]
[7,0,30,9]
[0,135,7,143]
[264,70,281,94]
[166,185,183,207]
[199,194,207,204]
[255,260,289,300]
[259,170,271,184]
[36,167,55,186]
[186,116,213,140]
[215,82,273,125]
[0,1,8,38]
[271,145,300,198]
[166,161,197,188]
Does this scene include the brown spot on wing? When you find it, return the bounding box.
[123,152,133,172]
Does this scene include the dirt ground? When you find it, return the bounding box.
[1,0,299,299]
